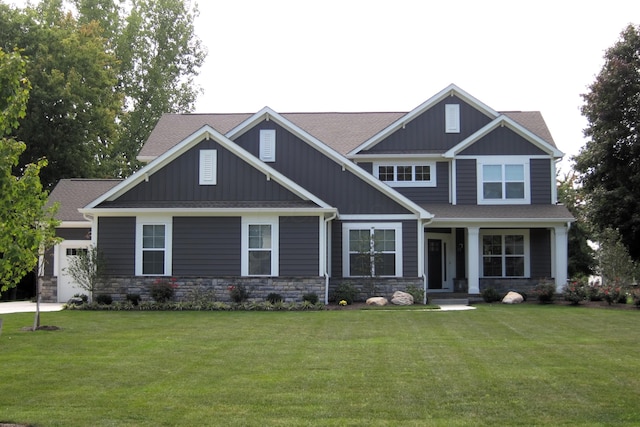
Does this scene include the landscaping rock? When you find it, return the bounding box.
[391,291,414,306]
[502,291,524,304]
[366,297,388,306]
[67,297,84,306]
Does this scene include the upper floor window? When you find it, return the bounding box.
[477,157,530,204]
[374,162,436,187]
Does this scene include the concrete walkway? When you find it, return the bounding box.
[0,301,65,314]
[437,304,476,311]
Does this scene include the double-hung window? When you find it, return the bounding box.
[374,162,436,187]
[480,230,529,278]
[136,217,172,276]
[478,157,530,204]
[242,217,278,276]
[343,223,402,277]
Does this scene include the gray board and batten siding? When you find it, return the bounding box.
[232,120,412,215]
[98,217,136,276]
[279,216,320,276]
[110,139,306,205]
[458,126,548,156]
[358,96,494,154]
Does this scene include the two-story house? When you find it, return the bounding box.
[43,84,573,303]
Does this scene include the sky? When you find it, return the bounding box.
[189,0,640,171]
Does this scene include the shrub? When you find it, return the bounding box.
[266,292,283,304]
[631,288,640,307]
[302,292,319,304]
[405,284,425,304]
[587,279,603,301]
[332,282,357,305]
[187,285,216,305]
[601,281,623,305]
[228,284,250,303]
[563,280,587,305]
[126,293,141,306]
[532,280,556,303]
[481,287,501,303]
[150,278,177,303]
[95,294,113,305]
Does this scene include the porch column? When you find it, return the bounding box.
[554,225,569,292]
[467,227,480,294]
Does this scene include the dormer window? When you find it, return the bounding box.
[374,162,436,187]
[445,104,460,133]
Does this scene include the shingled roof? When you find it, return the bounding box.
[138,110,555,160]
[48,179,122,222]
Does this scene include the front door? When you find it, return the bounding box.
[425,232,454,291]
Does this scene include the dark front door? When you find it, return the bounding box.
[428,239,443,289]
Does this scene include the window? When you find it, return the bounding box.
[242,217,278,276]
[481,231,528,278]
[260,129,276,162]
[445,104,460,133]
[136,217,172,276]
[343,223,402,277]
[374,162,436,187]
[66,248,87,256]
[199,149,217,185]
[477,158,530,204]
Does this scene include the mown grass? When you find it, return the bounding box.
[0,305,639,426]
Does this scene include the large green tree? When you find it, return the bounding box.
[574,24,640,260]
[0,48,59,294]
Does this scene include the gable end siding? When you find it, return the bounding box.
[279,216,320,276]
[115,139,302,203]
[361,96,493,154]
[455,159,477,204]
[530,228,551,277]
[233,121,411,215]
[530,159,553,204]
[98,217,135,275]
[459,126,547,156]
[173,217,241,276]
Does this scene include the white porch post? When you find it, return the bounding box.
[467,227,480,294]
[554,225,569,292]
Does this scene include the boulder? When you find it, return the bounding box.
[391,291,414,306]
[366,297,388,306]
[502,291,524,304]
[67,297,85,306]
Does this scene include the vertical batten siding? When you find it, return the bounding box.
[98,217,136,275]
[279,216,320,276]
[172,217,241,276]
[402,220,418,277]
[530,159,553,204]
[395,162,450,204]
[114,140,301,203]
[233,122,411,215]
[331,220,344,277]
[459,127,547,156]
[361,96,493,153]
[455,159,477,204]
[530,228,552,278]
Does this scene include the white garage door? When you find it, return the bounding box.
[57,241,91,303]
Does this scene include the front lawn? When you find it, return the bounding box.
[0,305,639,426]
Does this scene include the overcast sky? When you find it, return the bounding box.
[191,0,640,171]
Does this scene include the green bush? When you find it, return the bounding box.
[302,292,319,304]
[532,280,556,303]
[332,282,357,304]
[405,284,425,304]
[150,278,177,303]
[95,294,113,305]
[563,280,587,305]
[481,287,501,303]
[126,293,141,306]
[228,284,250,303]
[267,292,284,304]
[601,281,624,305]
[186,285,216,305]
[632,288,640,307]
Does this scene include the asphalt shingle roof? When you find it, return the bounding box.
[48,179,122,221]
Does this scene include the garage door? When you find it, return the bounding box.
[57,242,91,302]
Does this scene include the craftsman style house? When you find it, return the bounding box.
[43,84,573,303]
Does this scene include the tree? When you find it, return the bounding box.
[595,228,637,286]
[574,24,640,261]
[65,245,105,302]
[0,48,59,295]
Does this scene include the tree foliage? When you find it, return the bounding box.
[574,24,640,260]
[0,48,59,293]
[595,228,637,285]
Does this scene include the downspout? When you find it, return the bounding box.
[421,215,434,305]
[324,211,338,304]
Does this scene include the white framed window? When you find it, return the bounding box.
[477,157,530,204]
[136,216,172,276]
[374,162,436,187]
[342,223,402,277]
[480,230,529,278]
[260,129,276,162]
[199,149,217,185]
[445,104,460,133]
[241,216,279,276]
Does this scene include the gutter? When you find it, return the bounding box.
[324,211,338,304]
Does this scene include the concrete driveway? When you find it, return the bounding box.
[0,301,64,314]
